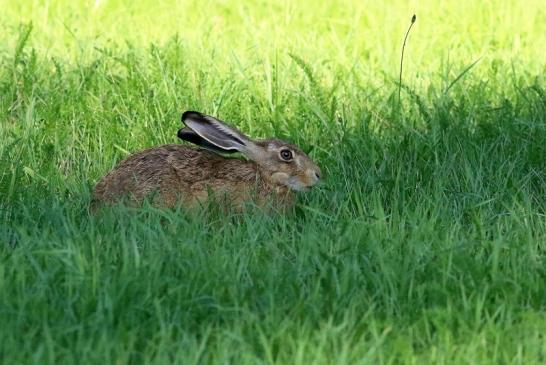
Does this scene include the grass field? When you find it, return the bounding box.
[1,0,546,363]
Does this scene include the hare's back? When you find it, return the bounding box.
[93,144,211,202]
[92,144,256,205]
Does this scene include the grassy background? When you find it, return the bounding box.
[1,0,545,363]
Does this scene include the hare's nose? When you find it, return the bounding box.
[307,168,321,186]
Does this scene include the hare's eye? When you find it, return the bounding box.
[280,149,293,161]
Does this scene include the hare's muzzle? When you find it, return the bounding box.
[304,167,321,188]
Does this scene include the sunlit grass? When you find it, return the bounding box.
[1,0,545,364]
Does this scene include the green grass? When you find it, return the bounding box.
[1,0,546,363]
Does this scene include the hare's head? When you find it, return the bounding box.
[178,111,321,191]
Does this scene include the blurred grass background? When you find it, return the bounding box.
[0,0,545,364]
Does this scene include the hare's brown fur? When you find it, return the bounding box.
[93,144,293,209]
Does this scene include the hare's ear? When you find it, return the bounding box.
[181,111,254,153]
[177,127,237,154]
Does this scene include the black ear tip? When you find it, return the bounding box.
[178,127,197,141]
[178,126,237,154]
[181,110,203,123]
[178,128,202,145]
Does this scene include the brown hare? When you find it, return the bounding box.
[92,111,321,210]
